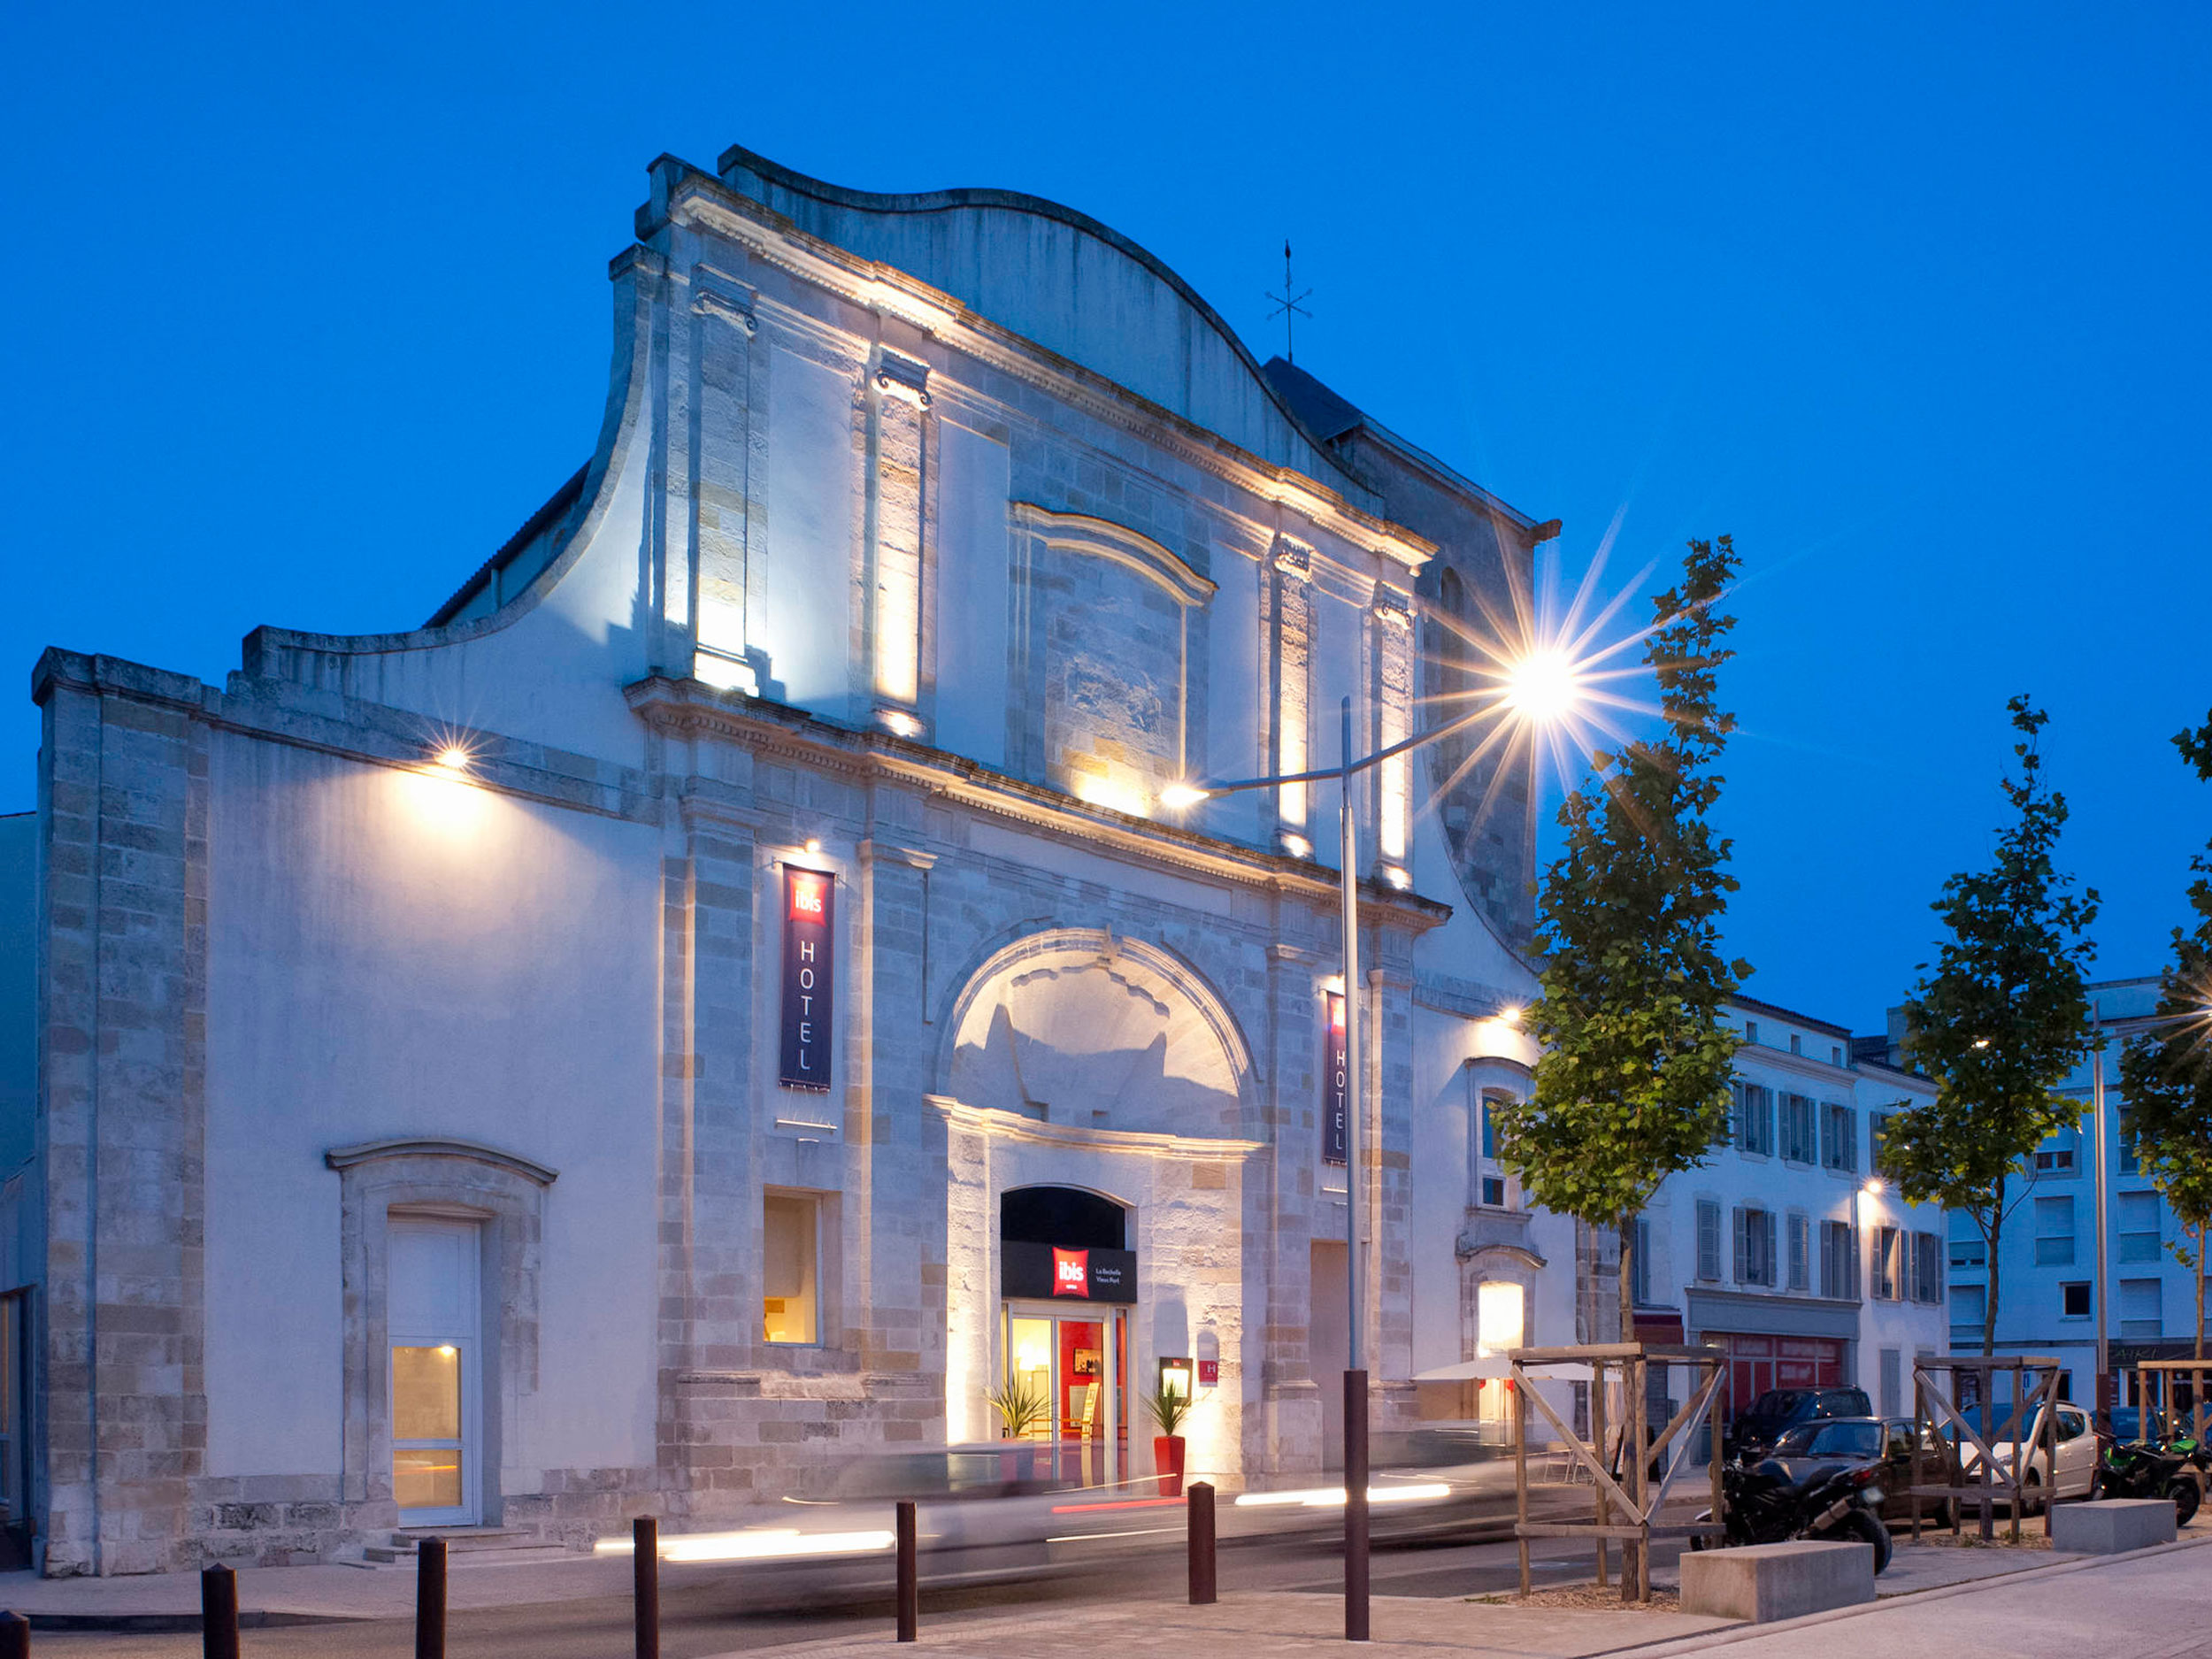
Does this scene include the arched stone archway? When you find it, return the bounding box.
[937,929,1255,1139]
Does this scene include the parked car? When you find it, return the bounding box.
[1763,1415,1957,1528]
[1950,1400,2100,1506]
[1727,1387,1873,1460]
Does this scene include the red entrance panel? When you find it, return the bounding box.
[1721,1333,1844,1427]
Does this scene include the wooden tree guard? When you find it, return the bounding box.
[1909,1355,2062,1545]
[1509,1343,1728,1603]
[2121,1359,2212,1446]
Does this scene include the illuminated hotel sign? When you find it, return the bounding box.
[1323,990,1348,1165]
[1001,1240,1137,1303]
[779,865,835,1090]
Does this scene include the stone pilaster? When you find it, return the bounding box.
[868,350,928,717]
[33,654,210,1576]
[1266,538,1313,841]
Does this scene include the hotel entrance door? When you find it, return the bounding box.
[1006,1303,1128,1486]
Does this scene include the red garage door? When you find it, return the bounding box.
[1723,1334,1844,1425]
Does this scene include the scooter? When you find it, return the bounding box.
[2093,1438,2201,1525]
[1691,1455,1893,1573]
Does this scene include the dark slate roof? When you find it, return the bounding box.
[1260,357,1367,444]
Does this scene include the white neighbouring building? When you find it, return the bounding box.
[1627,995,1950,1434]
[3,145,1576,1574]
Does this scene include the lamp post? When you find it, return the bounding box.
[1162,655,1578,1642]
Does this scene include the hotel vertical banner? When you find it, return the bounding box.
[1323,990,1348,1164]
[780,865,835,1090]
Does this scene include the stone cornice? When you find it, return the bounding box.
[325,1136,559,1187]
[928,1095,1262,1161]
[623,675,1450,933]
[1010,503,1217,606]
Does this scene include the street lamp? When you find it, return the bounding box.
[1162,652,1582,1641]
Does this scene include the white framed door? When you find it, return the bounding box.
[388,1217,482,1526]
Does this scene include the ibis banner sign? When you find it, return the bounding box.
[779,865,835,1090]
[1000,1241,1137,1303]
[1323,991,1348,1165]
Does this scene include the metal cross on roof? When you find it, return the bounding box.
[1266,240,1312,364]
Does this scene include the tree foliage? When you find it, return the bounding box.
[1494,536,1748,1342]
[2119,708,2212,1359]
[1879,698,2098,1356]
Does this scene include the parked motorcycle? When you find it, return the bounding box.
[2092,1438,2201,1525]
[1691,1455,1893,1573]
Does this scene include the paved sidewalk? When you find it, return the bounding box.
[724,1530,2212,1657]
[0,1554,638,1627]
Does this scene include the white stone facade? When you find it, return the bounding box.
[15,147,1552,1572]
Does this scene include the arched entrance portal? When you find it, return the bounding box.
[932,928,1260,1483]
[1000,1187,1133,1483]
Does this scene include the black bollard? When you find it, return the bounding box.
[0,1610,27,1659]
[201,1563,239,1659]
[1187,1480,1217,1605]
[895,1499,918,1642]
[634,1517,659,1659]
[1346,1368,1370,1642]
[415,1535,447,1659]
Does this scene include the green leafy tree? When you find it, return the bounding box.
[2120,709,2212,1362]
[1494,536,1748,1344]
[1879,699,2098,1356]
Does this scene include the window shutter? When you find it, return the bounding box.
[1732,1207,1747,1283]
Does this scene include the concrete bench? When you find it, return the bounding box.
[2051,1498,2177,1555]
[1680,1540,1876,1623]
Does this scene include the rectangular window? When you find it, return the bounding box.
[1871,1226,1901,1301]
[2061,1281,2091,1319]
[1787,1213,1810,1292]
[1948,1211,1987,1269]
[1481,1092,1500,1160]
[1696,1199,1722,1282]
[2035,1194,2076,1268]
[1748,1084,1775,1156]
[1911,1232,1943,1303]
[1745,1019,1759,1045]
[1782,1094,1818,1164]
[763,1192,821,1344]
[1868,1111,1889,1178]
[2119,1109,2140,1177]
[1820,1220,1859,1301]
[1632,1216,1653,1306]
[1481,1176,1507,1208]
[2032,1125,2079,1175]
[1712,1086,1733,1150]
[1821,1102,1857,1172]
[1732,1207,1776,1286]
[2121,1278,2162,1339]
[2118,1192,2162,1264]
[1951,1281,1986,1345]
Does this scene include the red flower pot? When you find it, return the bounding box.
[1154,1434,1187,1497]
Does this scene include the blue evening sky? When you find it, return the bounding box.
[4,2,2206,1032]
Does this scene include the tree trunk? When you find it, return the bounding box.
[1983,1202,2003,1359]
[1618,1219,1638,1344]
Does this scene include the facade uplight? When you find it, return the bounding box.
[1158,782,1209,810]
[434,745,472,772]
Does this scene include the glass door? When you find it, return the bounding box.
[1003,1304,1127,1486]
[389,1217,481,1526]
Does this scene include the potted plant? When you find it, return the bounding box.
[1145,1382,1193,1497]
[986,1371,1050,1482]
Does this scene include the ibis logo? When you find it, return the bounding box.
[788,872,828,921]
[1051,1248,1089,1298]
